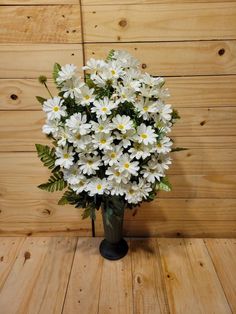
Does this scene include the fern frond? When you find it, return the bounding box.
[38,172,67,192]
[35,144,56,169]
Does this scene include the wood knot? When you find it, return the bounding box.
[200,120,206,126]
[142,63,147,69]
[218,48,225,56]
[118,19,127,27]
[0,256,4,262]
[42,209,51,216]
[23,251,31,264]
[136,275,142,284]
[199,262,204,267]
[10,94,18,100]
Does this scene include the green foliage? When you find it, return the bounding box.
[158,177,172,192]
[171,147,188,152]
[172,109,181,121]
[106,49,115,61]
[38,75,47,85]
[35,144,56,169]
[53,63,61,84]
[36,96,47,105]
[38,171,67,192]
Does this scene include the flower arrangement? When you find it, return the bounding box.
[36,50,182,223]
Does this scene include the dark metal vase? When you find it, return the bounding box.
[99,204,129,260]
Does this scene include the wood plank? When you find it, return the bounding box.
[0,222,91,236]
[95,220,236,238]
[0,44,83,78]
[85,41,236,76]
[1,153,236,199]
[1,198,236,224]
[0,237,77,313]
[82,0,236,4]
[205,239,236,313]
[0,0,78,3]
[173,136,236,149]
[63,238,102,314]
[0,237,25,290]
[83,3,236,42]
[1,107,236,151]
[98,240,133,314]
[0,5,81,44]
[0,79,57,110]
[158,238,232,313]
[131,238,169,313]
[1,76,236,110]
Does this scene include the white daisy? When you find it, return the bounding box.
[90,118,112,134]
[63,164,81,185]
[109,181,126,196]
[43,97,67,121]
[102,145,123,166]
[56,64,77,84]
[91,97,117,121]
[141,158,164,183]
[155,136,172,154]
[77,154,102,175]
[71,176,88,194]
[55,146,75,169]
[61,76,85,99]
[86,178,109,196]
[92,133,113,151]
[156,103,172,123]
[128,142,151,160]
[112,50,140,69]
[136,98,158,120]
[118,153,140,176]
[124,183,143,204]
[68,132,91,150]
[42,119,60,137]
[76,86,95,106]
[57,126,70,147]
[115,85,136,104]
[135,124,157,145]
[111,115,133,133]
[157,155,172,172]
[82,58,106,72]
[65,113,91,135]
[141,73,165,87]
[106,166,129,184]
[107,60,124,79]
[115,129,135,148]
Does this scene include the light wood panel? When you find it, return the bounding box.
[131,239,168,313]
[205,239,236,313]
[172,136,236,149]
[82,0,236,4]
[0,0,79,3]
[2,76,236,110]
[85,41,236,76]
[0,44,83,78]
[1,107,236,151]
[0,237,24,290]
[0,237,77,313]
[158,239,231,313]
[83,3,236,42]
[63,238,102,314]
[0,5,81,44]
[94,220,236,237]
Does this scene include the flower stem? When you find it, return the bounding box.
[44,82,53,98]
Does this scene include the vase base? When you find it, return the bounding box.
[99,238,129,260]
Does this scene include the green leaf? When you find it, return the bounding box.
[36,96,47,105]
[158,177,172,192]
[38,171,67,192]
[106,49,115,61]
[53,63,61,84]
[171,147,188,152]
[82,207,91,219]
[35,144,56,169]
[172,109,181,120]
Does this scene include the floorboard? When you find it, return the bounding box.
[0,237,235,314]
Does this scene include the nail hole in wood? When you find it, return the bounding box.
[71,53,74,56]
[119,19,127,27]
[218,48,225,56]
[142,63,147,69]
[94,25,98,28]
[200,120,206,126]
[27,16,31,19]
[10,94,18,100]
[137,276,141,284]
[117,36,121,40]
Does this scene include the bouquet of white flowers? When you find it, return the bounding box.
[36,50,182,248]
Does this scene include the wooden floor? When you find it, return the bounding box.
[0,237,235,314]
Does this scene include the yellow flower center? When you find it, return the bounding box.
[124,162,130,169]
[157,142,162,148]
[76,133,81,140]
[98,125,104,131]
[100,139,106,144]
[63,153,69,159]
[110,152,116,158]
[53,106,59,112]
[115,171,120,177]
[121,93,126,98]
[129,189,134,195]
[79,181,84,187]
[141,133,147,139]
[87,160,93,165]
[111,69,116,75]
[143,106,148,112]
[84,95,90,100]
[118,124,124,130]
[96,184,102,190]
[102,107,107,112]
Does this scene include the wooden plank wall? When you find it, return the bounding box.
[0,0,236,237]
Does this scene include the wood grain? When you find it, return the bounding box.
[2,75,236,110]
[205,239,236,313]
[0,0,79,3]
[82,0,236,5]
[131,239,169,313]
[0,44,83,78]
[95,219,236,237]
[158,238,232,313]
[98,241,133,314]
[1,107,236,151]
[83,3,236,42]
[0,237,25,290]
[63,238,102,314]
[0,237,77,313]
[85,41,236,76]
[0,5,81,44]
